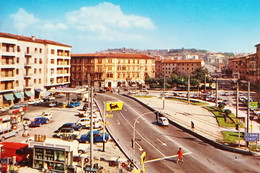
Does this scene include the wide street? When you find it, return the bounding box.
[96,93,260,173]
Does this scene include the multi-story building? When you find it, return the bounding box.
[70,53,155,89]
[228,44,260,87]
[0,32,71,106]
[155,59,204,78]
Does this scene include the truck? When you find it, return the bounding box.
[0,142,31,172]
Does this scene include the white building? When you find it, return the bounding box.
[0,32,71,106]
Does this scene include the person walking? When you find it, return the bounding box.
[176,147,184,163]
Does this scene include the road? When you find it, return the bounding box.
[95,93,260,173]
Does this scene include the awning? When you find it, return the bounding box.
[35,89,42,92]
[4,93,15,100]
[46,91,51,96]
[14,92,24,99]
[25,91,33,97]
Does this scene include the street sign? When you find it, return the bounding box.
[250,102,258,110]
[245,133,259,141]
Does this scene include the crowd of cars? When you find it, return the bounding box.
[52,102,109,144]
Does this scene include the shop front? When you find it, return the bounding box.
[28,137,76,172]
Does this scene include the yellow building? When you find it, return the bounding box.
[71,53,155,89]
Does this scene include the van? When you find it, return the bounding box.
[157,117,169,126]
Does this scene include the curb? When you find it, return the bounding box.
[123,94,255,156]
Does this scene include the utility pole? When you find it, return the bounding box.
[88,74,91,108]
[163,73,166,109]
[188,74,190,104]
[236,80,240,147]
[90,87,94,169]
[247,81,250,148]
[204,74,207,92]
[215,78,218,107]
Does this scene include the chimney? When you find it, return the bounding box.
[31,36,35,41]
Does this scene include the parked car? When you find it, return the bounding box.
[78,131,109,143]
[49,102,57,107]
[53,128,79,139]
[56,123,82,132]
[71,101,81,107]
[0,107,6,113]
[41,112,52,120]
[253,108,260,116]
[43,96,55,102]
[9,105,27,114]
[76,117,101,129]
[29,117,49,127]
[66,104,75,108]
[28,100,37,105]
[0,129,19,141]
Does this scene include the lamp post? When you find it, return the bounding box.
[132,111,155,163]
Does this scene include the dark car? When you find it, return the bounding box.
[56,123,82,132]
[78,130,109,143]
[29,117,49,127]
[66,104,75,108]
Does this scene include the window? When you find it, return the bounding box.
[39,59,43,64]
[51,49,55,54]
[35,48,37,52]
[17,46,20,52]
[108,58,112,63]
[34,79,37,83]
[40,48,42,53]
[34,68,37,73]
[34,58,37,64]
[98,59,102,63]
[17,57,19,63]
[16,69,19,75]
[39,79,41,84]
[39,68,42,74]
[51,59,55,64]
[26,47,30,54]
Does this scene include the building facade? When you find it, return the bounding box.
[0,32,71,106]
[70,53,155,89]
[228,44,260,86]
[155,59,204,78]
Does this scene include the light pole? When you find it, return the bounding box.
[163,73,166,109]
[132,111,155,163]
[246,81,250,148]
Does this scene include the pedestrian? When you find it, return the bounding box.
[176,147,184,163]
[191,121,194,131]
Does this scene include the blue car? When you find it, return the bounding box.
[78,131,109,143]
[71,101,81,107]
[29,117,49,127]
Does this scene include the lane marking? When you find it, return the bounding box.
[157,138,167,146]
[145,152,192,163]
[136,142,143,151]
[117,120,120,125]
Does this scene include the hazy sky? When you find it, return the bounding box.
[1,0,260,53]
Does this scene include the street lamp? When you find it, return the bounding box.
[132,111,155,164]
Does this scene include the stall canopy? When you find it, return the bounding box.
[4,93,15,100]
[14,92,24,99]
[25,91,33,97]
[35,89,42,92]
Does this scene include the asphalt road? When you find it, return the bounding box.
[95,93,260,173]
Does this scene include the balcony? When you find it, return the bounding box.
[0,62,16,69]
[1,75,15,81]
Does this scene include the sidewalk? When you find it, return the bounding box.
[136,96,223,141]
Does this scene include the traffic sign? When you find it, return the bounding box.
[245,133,259,141]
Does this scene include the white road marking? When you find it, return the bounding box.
[136,142,143,151]
[117,120,120,125]
[157,138,167,146]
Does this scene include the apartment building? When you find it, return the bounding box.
[156,59,204,78]
[228,43,260,86]
[70,53,155,89]
[0,32,71,106]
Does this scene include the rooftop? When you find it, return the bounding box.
[0,32,71,48]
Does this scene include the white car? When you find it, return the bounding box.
[41,112,52,120]
[0,107,6,113]
[157,117,169,126]
[76,117,101,129]
[28,100,36,105]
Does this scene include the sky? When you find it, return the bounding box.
[1,0,260,54]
